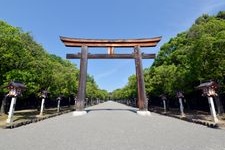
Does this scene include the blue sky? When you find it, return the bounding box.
[0,0,225,92]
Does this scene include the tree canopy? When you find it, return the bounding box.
[112,11,225,99]
[1,11,225,102]
[0,21,108,100]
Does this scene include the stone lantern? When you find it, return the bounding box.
[176,91,185,117]
[56,96,62,113]
[196,81,219,123]
[39,90,48,116]
[4,81,26,124]
[160,94,167,113]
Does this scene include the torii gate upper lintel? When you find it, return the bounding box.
[60,36,162,112]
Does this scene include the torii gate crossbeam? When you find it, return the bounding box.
[60,36,161,113]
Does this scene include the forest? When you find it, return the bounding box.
[0,20,108,111]
[1,11,225,113]
[112,11,225,112]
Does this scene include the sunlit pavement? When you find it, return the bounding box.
[0,101,225,150]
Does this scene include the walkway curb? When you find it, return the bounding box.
[150,109,218,129]
[4,109,74,129]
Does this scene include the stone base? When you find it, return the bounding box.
[72,111,87,117]
[36,114,44,117]
[6,118,12,124]
[181,114,186,118]
[214,117,219,123]
[137,111,151,116]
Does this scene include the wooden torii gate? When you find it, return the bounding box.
[60,36,161,114]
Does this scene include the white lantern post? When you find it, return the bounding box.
[5,81,26,124]
[57,96,61,113]
[97,98,99,104]
[39,90,48,116]
[74,96,77,105]
[6,97,17,124]
[176,91,185,117]
[40,98,45,116]
[207,88,218,123]
[197,81,219,123]
[163,99,166,113]
[160,95,167,113]
[208,95,218,123]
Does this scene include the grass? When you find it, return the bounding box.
[1,104,225,129]
[149,106,225,129]
[0,106,74,128]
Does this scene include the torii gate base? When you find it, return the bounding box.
[73,110,87,117]
[60,36,161,116]
[137,110,151,116]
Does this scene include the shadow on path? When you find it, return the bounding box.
[85,108,137,114]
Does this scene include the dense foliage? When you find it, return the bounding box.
[112,11,225,101]
[0,21,108,102]
[1,11,225,109]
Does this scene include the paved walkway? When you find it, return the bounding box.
[0,101,225,150]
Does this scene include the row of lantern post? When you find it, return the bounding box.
[159,81,219,123]
[2,81,101,125]
[39,91,63,116]
[160,91,185,117]
[3,81,64,125]
[2,81,221,124]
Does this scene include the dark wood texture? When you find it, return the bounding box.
[61,36,162,111]
[134,46,148,110]
[60,36,161,48]
[76,46,88,111]
[66,53,156,59]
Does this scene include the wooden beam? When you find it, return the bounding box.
[60,36,162,48]
[134,46,148,111]
[76,46,88,111]
[66,53,156,59]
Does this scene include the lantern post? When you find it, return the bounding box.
[57,96,61,113]
[39,90,48,116]
[160,94,167,113]
[4,81,26,124]
[176,91,185,117]
[197,81,219,123]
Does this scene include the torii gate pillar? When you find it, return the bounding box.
[134,46,148,111]
[76,46,88,111]
[60,36,161,115]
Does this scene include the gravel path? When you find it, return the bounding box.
[0,101,225,150]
